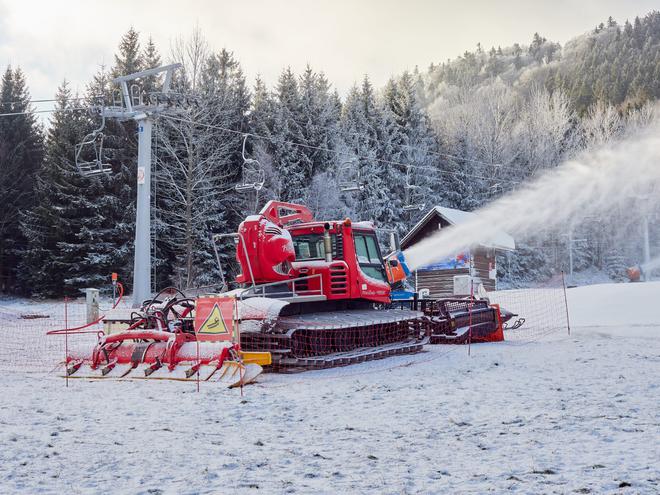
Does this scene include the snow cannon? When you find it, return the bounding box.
[626,265,643,282]
[385,250,411,285]
[62,289,270,386]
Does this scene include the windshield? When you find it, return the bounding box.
[353,232,387,282]
[292,233,338,261]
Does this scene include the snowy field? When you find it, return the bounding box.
[1,283,659,494]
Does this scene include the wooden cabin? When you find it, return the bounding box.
[400,206,515,297]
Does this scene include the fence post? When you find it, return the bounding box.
[64,296,69,388]
[468,279,474,356]
[561,271,572,336]
[86,288,100,324]
[236,298,244,397]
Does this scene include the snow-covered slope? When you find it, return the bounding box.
[568,281,660,329]
[0,283,658,494]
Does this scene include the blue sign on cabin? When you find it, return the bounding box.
[417,251,470,271]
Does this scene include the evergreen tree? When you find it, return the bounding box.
[18,80,86,296]
[341,77,403,238]
[141,37,162,95]
[81,64,136,292]
[112,27,143,78]
[382,72,440,227]
[268,68,310,202]
[0,66,43,293]
[298,66,340,177]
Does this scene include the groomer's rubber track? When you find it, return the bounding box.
[240,308,428,371]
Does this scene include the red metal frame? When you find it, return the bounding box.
[259,200,314,226]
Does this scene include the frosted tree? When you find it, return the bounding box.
[155,33,248,288]
[581,101,622,148]
[80,63,136,291]
[155,105,234,289]
[112,27,143,78]
[19,80,132,295]
[201,47,251,216]
[298,66,341,177]
[18,81,84,296]
[470,83,518,177]
[516,86,574,175]
[0,66,43,293]
[456,82,520,205]
[382,71,440,226]
[246,77,281,204]
[262,68,309,202]
[303,171,353,221]
[429,84,498,210]
[141,37,162,95]
[341,77,403,239]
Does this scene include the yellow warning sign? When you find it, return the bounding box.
[197,303,229,334]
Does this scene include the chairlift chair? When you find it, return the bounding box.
[402,165,425,212]
[130,84,143,108]
[338,162,364,192]
[402,200,426,212]
[235,134,266,192]
[74,113,113,177]
[112,89,123,109]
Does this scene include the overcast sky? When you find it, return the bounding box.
[1,0,658,113]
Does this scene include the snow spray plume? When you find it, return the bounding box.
[404,123,660,271]
[642,255,660,273]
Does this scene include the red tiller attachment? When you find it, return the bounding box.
[63,293,269,386]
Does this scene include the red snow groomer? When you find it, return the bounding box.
[61,200,504,379]
[231,201,428,369]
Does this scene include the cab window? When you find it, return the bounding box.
[353,232,387,282]
[292,234,338,261]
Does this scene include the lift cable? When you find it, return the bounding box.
[0,100,519,183]
[0,107,88,118]
[282,113,520,171]
[160,114,521,185]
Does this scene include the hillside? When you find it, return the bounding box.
[422,11,660,113]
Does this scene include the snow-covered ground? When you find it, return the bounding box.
[1,282,659,494]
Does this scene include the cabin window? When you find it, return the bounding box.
[353,232,387,282]
[292,234,338,261]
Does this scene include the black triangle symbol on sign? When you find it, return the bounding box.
[198,303,229,334]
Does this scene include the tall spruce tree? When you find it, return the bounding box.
[19,81,94,296]
[298,66,341,177]
[269,68,310,202]
[382,71,440,228]
[0,66,43,293]
[341,77,404,238]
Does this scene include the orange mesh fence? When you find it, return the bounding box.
[0,274,571,374]
[488,274,570,344]
[0,298,125,372]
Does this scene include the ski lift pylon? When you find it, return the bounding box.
[74,111,113,177]
[235,134,265,192]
